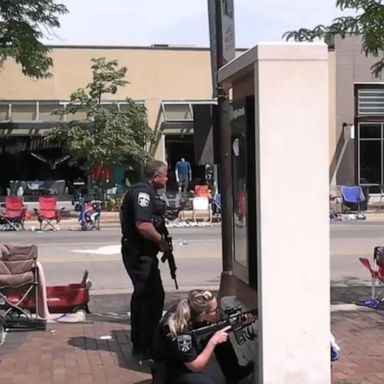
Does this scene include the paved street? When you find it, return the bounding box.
[0,225,222,294]
[331,220,384,287]
[1,219,383,290]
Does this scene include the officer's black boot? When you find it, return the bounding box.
[151,362,167,384]
[225,361,255,384]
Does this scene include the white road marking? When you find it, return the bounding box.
[331,303,372,312]
[72,245,121,255]
[0,328,6,346]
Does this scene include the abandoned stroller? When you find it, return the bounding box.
[78,197,102,231]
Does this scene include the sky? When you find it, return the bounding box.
[41,0,350,48]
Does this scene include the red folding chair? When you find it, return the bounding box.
[359,246,384,305]
[0,197,27,231]
[34,197,64,231]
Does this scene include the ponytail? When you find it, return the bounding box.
[167,298,191,337]
[167,289,215,337]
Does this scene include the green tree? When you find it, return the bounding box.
[283,0,384,77]
[45,57,154,172]
[0,0,68,78]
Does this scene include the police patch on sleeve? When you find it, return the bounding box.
[177,334,192,352]
[137,192,150,207]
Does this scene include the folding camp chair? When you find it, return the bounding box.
[0,197,27,231]
[0,244,46,330]
[359,246,384,309]
[212,193,221,222]
[340,186,366,219]
[192,196,212,224]
[34,196,64,231]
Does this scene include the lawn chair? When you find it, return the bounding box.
[0,197,27,231]
[212,193,221,222]
[359,246,384,309]
[340,186,366,219]
[0,244,46,330]
[192,196,212,225]
[34,196,64,231]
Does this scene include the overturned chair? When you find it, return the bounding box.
[359,246,384,309]
[0,244,46,330]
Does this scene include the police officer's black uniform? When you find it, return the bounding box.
[151,308,254,384]
[121,181,166,355]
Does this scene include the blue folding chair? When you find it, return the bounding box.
[212,194,221,221]
[340,186,366,219]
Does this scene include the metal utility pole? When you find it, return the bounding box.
[208,0,235,293]
[217,89,233,277]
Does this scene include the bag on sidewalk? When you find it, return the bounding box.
[331,333,341,362]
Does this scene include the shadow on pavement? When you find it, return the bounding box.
[87,290,219,324]
[68,330,151,375]
[332,286,372,304]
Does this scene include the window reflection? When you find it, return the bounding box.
[232,131,248,267]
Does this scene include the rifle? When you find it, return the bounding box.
[153,203,186,291]
[160,234,179,290]
[191,305,258,345]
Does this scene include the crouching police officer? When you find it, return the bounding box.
[120,160,170,357]
[151,289,254,384]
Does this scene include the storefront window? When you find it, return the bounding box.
[232,135,248,267]
[232,100,249,269]
[39,103,62,121]
[359,123,384,185]
[230,96,257,288]
[162,103,193,121]
[11,103,36,121]
[0,104,9,121]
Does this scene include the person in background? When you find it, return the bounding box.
[175,158,192,193]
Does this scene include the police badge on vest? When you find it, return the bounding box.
[138,192,150,207]
[177,334,192,352]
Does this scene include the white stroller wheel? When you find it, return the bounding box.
[0,324,5,346]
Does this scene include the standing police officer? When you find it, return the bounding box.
[121,160,170,357]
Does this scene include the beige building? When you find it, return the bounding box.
[1,38,381,197]
[0,45,221,194]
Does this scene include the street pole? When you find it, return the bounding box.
[217,90,233,277]
[214,0,234,295]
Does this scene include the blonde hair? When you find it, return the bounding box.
[167,290,214,337]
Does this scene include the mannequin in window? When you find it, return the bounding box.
[205,163,214,192]
[175,158,192,193]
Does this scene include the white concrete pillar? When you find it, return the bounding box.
[219,42,330,384]
[256,43,330,384]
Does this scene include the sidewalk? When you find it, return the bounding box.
[1,307,384,384]
[332,310,384,384]
[19,206,384,230]
[0,292,248,384]
[23,211,121,230]
[22,210,220,230]
[0,320,151,384]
